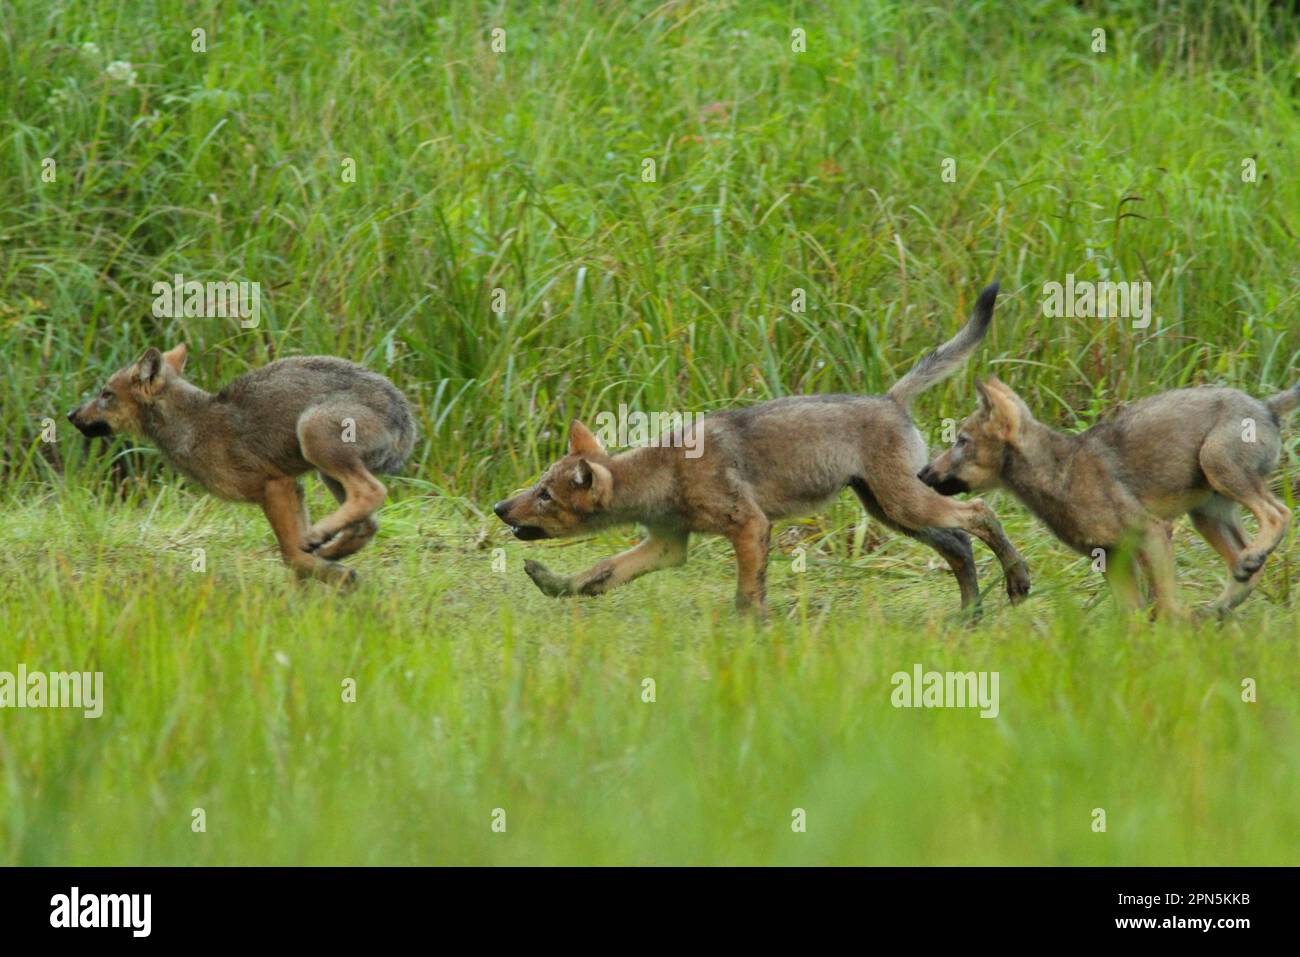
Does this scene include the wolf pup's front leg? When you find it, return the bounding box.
[261,477,357,589]
[522,559,587,597]
[725,507,771,616]
[524,529,690,599]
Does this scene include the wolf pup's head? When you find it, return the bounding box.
[67,344,189,439]
[919,376,1030,495]
[493,420,614,540]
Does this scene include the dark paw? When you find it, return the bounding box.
[1233,553,1265,582]
[734,595,769,621]
[1196,602,1232,623]
[299,563,356,590]
[1005,563,1031,603]
[303,524,338,554]
[523,559,573,598]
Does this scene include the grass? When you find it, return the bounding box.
[1,0,1298,864]
[1,489,1298,865]
[4,0,1299,492]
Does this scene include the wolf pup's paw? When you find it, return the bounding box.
[1005,562,1031,604]
[523,559,574,598]
[1195,602,1233,623]
[302,524,340,554]
[1233,552,1266,582]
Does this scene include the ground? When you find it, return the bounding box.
[2,485,1295,865]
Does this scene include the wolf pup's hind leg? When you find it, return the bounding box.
[1190,497,1264,615]
[314,472,380,560]
[860,452,1030,604]
[297,405,390,554]
[1198,436,1291,582]
[849,476,981,612]
[727,506,772,614]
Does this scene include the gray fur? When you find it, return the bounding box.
[922,378,1296,618]
[495,284,1028,615]
[68,347,416,587]
[887,282,999,408]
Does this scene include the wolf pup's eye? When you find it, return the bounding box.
[99,390,114,403]
[538,488,551,502]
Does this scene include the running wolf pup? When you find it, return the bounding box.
[494,284,1029,614]
[920,376,1298,618]
[68,345,416,587]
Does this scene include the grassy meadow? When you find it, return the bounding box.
[2,0,1298,864]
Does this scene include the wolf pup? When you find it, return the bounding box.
[919,376,1298,618]
[68,345,416,587]
[493,283,1030,614]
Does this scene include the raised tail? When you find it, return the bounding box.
[1265,383,1300,418]
[887,282,999,408]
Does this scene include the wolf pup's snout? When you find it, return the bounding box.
[492,497,546,539]
[67,407,111,438]
[918,464,970,497]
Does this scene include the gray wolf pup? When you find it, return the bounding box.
[919,376,1298,618]
[494,283,1030,614]
[68,345,416,586]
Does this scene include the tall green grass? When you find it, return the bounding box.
[3,1,1298,500]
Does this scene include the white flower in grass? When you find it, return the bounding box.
[48,84,76,108]
[104,60,137,86]
[80,41,100,59]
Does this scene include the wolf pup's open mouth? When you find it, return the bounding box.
[511,525,549,541]
[68,415,113,439]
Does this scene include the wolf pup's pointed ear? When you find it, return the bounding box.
[572,458,614,508]
[976,379,994,411]
[573,459,593,487]
[981,379,1022,444]
[134,347,165,395]
[163,343,188,374]
[569,419,606,457]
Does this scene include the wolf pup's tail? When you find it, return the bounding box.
[1265,383,1300,418]
[887,282,999,409]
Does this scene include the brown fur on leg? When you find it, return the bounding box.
[261,478,356,588]
[729,512,771,614]
[1191,497,1265,615]
[1136,522,1188,621]
[849,477,981,612]
[862,459,1030,604]
[524,529,689,598]
[297,407,388,552]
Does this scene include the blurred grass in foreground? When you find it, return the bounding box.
[0,489,1295,865]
